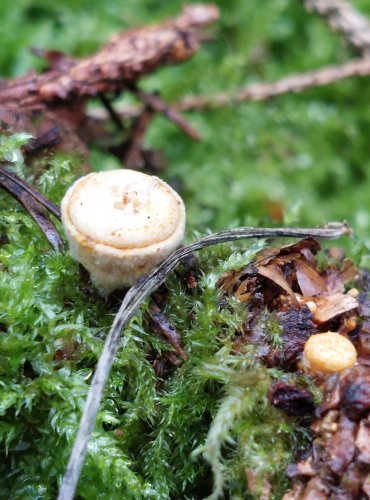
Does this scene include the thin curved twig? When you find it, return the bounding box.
[87,57,370,119]
[57,222,350,499]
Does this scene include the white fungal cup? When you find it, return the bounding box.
[61,169,186,294]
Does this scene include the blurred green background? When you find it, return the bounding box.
[1,0,369,247]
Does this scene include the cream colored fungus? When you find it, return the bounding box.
[67,170,182,249]
[61,169,186,294]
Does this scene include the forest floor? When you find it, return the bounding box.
[0,0,369,498]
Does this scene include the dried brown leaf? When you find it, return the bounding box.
[295,259,327,297]
[257,264,297,301]
[313,292,358,324]
[254,238,321,267]
[322,258,359,295]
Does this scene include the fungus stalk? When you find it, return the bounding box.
[61,169,186,295]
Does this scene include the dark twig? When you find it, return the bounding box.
[23,126,62,155]
[0,167,63,251]
[58,222,350,500]
[148,300,188,361]
[121,108,154,169]
[98,93,125,132]
[140,148,167,173]
[303,0,370,57]
[131,86,201,140]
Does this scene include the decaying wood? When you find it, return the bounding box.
[303,0,370,56]
[0,4,218,106]
[285,366,370,498]
[0,4,218,246]
[58,223,350,500]
[0,4,218,154]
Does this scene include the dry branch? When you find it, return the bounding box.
[0,4,218,108]
[0,4,218,157]
[132,86,201,140]
[118,108,154,169]
[87,57,370,118]
[177,58,370,110]
[303,0,370,56]
[87,1,370,119]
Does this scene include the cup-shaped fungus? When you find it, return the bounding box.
[303,331,357,374]
[61,169,186,295]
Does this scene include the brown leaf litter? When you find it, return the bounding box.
[218,238,370,498]
[218,238,360,370]
[284,366,370,499]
